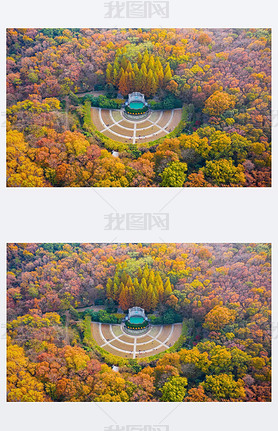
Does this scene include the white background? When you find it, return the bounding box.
[0,1,277,430]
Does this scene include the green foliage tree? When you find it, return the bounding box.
[203,373,245,400]
[160,161,188,187]
[161,376,188,401]
[202,159,245,186]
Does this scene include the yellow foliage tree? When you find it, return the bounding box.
[7,338,48,402]
[7,129,48,187]
[204,305,236,331]
[204,91,236,116]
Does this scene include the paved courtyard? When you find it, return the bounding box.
[91,108,182,144]
[91,322,183,359]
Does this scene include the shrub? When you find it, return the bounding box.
[125,320,148,330]
[148,315,162,324]
[98,95,122,109]
[125,105,148,115]
[163,309,183,324]
[148,95,182,110]
[163,94,182,110]
[81,309,124,324]
[81,310,100,321]
[148,100,163,110]
[81,95,123,109]
[147,311,182,325]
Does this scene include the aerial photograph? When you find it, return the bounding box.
[6,28,271,187]
[7,243,271,402]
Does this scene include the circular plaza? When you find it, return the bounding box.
[91,321,183,359]
[91,106,182,144]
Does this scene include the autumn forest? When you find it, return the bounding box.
[7,243,271,402]
[6,28,271,187]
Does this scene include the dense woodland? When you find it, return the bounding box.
[7,243,271,402]
[7,28,271,187]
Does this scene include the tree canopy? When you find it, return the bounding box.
[6,28,271,187]
[7,243,271,402]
